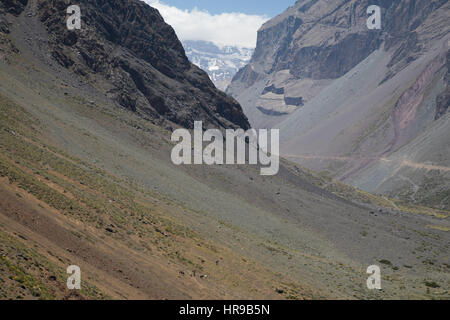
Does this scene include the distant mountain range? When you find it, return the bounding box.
[182,40,253,91]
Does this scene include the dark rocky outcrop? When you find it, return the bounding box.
[0,0,28,34]
[284,96,304,107]
[289,32,382,80]
[35,0,249,130]
[262,84,285,95]
[0,0,28,16]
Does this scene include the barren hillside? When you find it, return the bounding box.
[0,0,448,300]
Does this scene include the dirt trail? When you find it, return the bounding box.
[283,154,450,172]
[400,160,450,172]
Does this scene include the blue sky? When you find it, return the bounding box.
[145,0,292,47]
[157,0,295,17]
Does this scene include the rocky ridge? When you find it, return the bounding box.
[31,0,250,130]
[228,0,449,126]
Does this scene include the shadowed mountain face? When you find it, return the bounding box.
[231,0,448,89]
[34,0,250,130]
[0,0,449,300]
[228,0,450,210]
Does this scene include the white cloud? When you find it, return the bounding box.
[143,0,268,48]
